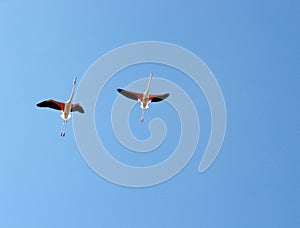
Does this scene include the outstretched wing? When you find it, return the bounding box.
[36,99,65,111]
[149,93,170,102]
[117,89,143,101]
[71,103,85,113]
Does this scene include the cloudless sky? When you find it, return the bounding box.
[1,0,299,227]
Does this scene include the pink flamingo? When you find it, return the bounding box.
[117,73,169,122]
[36,77,84,136]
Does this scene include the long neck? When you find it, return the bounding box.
[67,80,76,103]
[144,73,152,95]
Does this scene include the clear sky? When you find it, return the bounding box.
[1,0,299,227]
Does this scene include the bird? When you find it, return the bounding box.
[36,77,85,137]
[117,73,169,122]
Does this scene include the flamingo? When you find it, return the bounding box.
[117,73,169,122]
[36,77,85,136]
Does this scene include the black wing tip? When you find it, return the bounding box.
[117,88,123,93]
[79,107,85,113]
[77,106,85,113]
[36,101,46,107]
[162,93,170,99]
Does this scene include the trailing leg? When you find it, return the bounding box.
[141,109,145,122]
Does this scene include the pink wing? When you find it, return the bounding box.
[71,103,85,113]
[117,89,143,101]
[149,93,170,102]
[36,99,65,111]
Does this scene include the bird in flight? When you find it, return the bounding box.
[117,73,169,122]
[36,77,85,136]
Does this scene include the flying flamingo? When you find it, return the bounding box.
[117,73,169,122]
[36,77,85,136]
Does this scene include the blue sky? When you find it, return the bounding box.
[1,0,299,227]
